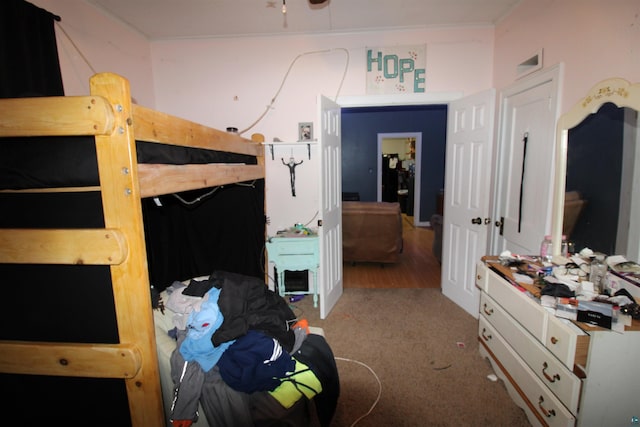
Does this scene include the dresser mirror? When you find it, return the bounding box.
[551,78,640,259]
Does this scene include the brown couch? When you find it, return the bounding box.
[342,201,403,263]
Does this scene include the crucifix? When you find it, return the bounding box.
[281,156,303,197]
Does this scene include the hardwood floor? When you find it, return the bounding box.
[342,214,442,288]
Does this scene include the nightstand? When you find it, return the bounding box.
[266,235,319,307]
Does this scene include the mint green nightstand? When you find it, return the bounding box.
[266,235,319,307]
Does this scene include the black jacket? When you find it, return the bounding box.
[209,270,297,352]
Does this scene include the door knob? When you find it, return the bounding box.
[471,217,482,225]
[495,216,504,235]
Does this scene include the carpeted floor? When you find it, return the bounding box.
[292,288,531,427]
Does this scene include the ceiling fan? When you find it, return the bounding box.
[277,0,329,14]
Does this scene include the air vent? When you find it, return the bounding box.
[517,49,543,79]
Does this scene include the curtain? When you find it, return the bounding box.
[0,0,63,97]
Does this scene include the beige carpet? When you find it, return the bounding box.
[292,288,531,427]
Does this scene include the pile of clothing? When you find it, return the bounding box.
[161,270,339,427]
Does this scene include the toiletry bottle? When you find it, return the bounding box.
[589,254,607,294]
[540,235,553,263]
[561,235,570,257]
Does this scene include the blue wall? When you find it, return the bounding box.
[341,104,448,223]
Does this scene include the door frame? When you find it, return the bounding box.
[377,132,423,226]
[338,92,462,226]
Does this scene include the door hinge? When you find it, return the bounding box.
[495,216,504,235]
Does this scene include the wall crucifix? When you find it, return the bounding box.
[281,156,303,197]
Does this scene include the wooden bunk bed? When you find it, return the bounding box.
[0,72,265,426]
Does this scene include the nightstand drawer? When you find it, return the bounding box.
[267,237,318,256]
[480,293,581,413]
[479,317,576,427]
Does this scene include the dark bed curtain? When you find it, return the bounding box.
[0,0,64,97]
[0,2,133,425]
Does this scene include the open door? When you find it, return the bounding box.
[318,94,343,319]
[492,66,561,255]
[441,89,496,318]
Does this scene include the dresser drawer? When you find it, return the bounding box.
[476,261,488,291]
[545,316,589,371]
[479,317,576,427]
[480,292,582,414]
[485,267,547,341]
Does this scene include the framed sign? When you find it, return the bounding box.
[298,122,313,141]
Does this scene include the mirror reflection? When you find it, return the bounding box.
[565,103,638,255]
[552,78,640,261]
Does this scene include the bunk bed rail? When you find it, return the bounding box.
[0,72,265,427]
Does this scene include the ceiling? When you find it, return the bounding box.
[86,0,522,40]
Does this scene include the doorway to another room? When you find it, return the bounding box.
[378,132,422,226]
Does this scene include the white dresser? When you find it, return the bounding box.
[476,259,640,427]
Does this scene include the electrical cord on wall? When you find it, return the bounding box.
[55,21,98,74]
[239,47,350,135]
[303,210,319,228]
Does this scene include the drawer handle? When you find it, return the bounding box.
[481,328,492,341]
[538,396,556,418]
[477,274,482,280]
[550,336,558,345]
[483,304,494,316]
[542,362,560,383]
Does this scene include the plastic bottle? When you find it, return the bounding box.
[561,235,570,257]
[540,235,553,262]
[589,254,607,294]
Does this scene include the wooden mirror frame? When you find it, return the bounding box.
[551,78,640,255]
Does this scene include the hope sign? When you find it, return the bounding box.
[367,49,425,93]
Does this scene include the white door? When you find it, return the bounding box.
[318,94,343,319]
[441,89,496,318]
[491,66,561,255]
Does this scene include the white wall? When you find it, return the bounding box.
[29,0,156,106]
[265,143,320,234]
[494,0,640,113]
[150,27,495,142]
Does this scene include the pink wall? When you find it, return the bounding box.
[29,0,156,106]
[494,0,640,112]
[150,27,495,143]
[27,1,639,123]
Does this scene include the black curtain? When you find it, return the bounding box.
[0,0,64,97]
[0,3,133,425]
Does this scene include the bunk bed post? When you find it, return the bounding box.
[89,72,165,427]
